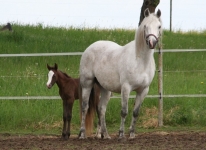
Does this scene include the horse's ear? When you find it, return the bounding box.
[47,64,51,70]
[54,63,58,70]
[144,8,150,17]
[156,9,161,18]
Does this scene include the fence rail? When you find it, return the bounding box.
[0,49,206,57]
[1,94,206,100]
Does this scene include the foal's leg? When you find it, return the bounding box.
[66,100,74,139]
[98,88,111,139]
[119,84,131,139]
[129,87,149,139]
[62,100,73,140]
[62,100,68,139]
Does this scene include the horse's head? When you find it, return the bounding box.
[143,8,162,49]
[46,63,58,89]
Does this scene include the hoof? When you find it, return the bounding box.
[95,133,101,139]
[61,136,68,140]
[118,136,127,142]
[61,133,70,140]
[118,130,125,139]
[79,136,86,139]
[78,131,86,139]
[101,133,111,139]
[103,136,111,139]
[129,132,135,139]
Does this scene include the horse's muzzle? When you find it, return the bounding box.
[148,39,158,49]
[145,34,159,49]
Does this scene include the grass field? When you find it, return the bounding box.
[0,24,206,135]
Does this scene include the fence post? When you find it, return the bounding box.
[158,47,163,126]
[170,0,172,31]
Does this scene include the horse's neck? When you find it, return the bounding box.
[134,29,154,67]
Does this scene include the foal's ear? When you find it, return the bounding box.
[47,64,51,70]
[144,8,150,17]
[54,63,58,70]
[156,9,161,18]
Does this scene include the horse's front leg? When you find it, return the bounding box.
[119,85,130,139]
[79,87,92,139]
[129,87,149,139]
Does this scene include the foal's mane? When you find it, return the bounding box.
[59,70,72,79]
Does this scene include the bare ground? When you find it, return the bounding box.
[0,131,206,150]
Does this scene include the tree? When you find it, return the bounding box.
[138,0,160,26]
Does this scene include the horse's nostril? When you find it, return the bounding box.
[149,40,153,48]
[148,40,158,49]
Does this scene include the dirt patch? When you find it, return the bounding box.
[0,132,206,150]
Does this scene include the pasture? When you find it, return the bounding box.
[0,24,206,146]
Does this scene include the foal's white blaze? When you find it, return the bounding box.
[46,70,54,88]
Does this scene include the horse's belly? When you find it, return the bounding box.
[95,69,121,93]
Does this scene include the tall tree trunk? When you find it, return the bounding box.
[139,0,160,26]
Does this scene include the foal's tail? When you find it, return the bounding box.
[79,84,99,136]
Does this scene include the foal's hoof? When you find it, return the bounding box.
[61,136,68,140]
[61,133,70,140]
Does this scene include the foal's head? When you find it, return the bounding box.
[46,63,58,89]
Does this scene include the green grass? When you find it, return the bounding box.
[1,24,206,135]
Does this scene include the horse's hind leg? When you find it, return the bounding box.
[95,103,101,138]
[98,87,111,139]
[79,83,93,139]
[94,84,101,138]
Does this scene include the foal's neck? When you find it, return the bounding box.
[56,71,71,88]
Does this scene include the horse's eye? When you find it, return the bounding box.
[158,26,161,29]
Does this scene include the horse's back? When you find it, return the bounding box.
[84,40,121,55]
[80,40,125,92]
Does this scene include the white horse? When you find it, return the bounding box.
[79,9,162,139]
